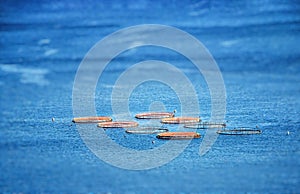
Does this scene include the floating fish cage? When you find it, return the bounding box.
[135,112,175,119]
[97,121,138,128]
[72,116,112,123]
[125,126,168,134]
[161,117,201,124]
[216,127,262,135]
[184,122,226,129]
[156,132,200,140]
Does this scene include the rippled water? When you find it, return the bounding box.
[1,0,300,193]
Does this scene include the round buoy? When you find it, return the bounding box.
[97,121,138,128]
[72,116,112,123]
[161,117,201,124]
[157,132,200,140]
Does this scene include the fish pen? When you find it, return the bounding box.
[161,117,201,124]
[156,132,200,140]
[216,127,262,135]
[72,116,112,123]
[125,126,168,134]
[135,112,175,119]
[97,121,139,128]
[184,122,226,129]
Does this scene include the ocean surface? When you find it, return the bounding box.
[1,0,300,193]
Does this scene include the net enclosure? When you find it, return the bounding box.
[97,121,138,128]
[184,122,226,129]
[161,117,201,124]
[72,116,112,123]
[135,112,175,119]
[157,132,200,140]
[217,127,262,135]
[125,126,168,134]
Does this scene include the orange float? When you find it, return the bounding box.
[157,132,200,139]
[72,116,112,123]
[161,117,201,124]
[97,121,138,128]
[135,112,175,119]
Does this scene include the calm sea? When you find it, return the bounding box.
[1,0,299,193]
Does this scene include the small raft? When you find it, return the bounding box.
[97,121,138,128]
[184,122,226,129]
[157,132,200,140]
[126,126,168,134]
[161,117,201,124]
[72,116,112,123]
[217,127,262,135]
[135,112,175,119]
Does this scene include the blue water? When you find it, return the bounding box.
[1,0,300,193]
